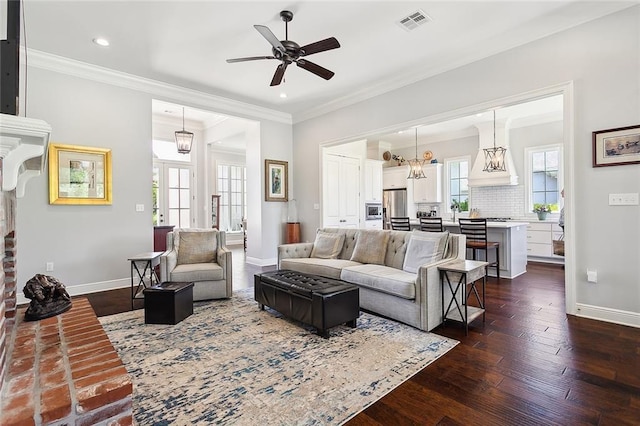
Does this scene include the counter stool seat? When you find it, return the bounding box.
[458,218,500,281]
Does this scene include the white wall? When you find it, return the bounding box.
[293,8,640,323]
[16,64,292,299]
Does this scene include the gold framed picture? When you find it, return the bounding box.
[48,143,112,205]
[265,159,288,202]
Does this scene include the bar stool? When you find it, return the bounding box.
[390,217,411,230]
[458,218,500,281]
[419,217,443,232]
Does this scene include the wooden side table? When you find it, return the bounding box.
[439,260,488,335]
[128,252,163,310]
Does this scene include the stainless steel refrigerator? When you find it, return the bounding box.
[383,189,408,229]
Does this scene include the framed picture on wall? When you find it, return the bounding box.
[592,124,640,167]
[48,143,112,205]
[265,159,288,202]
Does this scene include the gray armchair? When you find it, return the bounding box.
[160,228,232,301]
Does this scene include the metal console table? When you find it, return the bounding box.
[128,251,163,310]
[439,260,488,335]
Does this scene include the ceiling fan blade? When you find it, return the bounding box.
[296,59,335,80]
[226,56,275,63]
[270,63,288,86]
[300,37,341,56]
[254,25,286,53]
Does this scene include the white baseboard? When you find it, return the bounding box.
[575,303,640,328]
[246,256,277,267]
[16,278,130,306]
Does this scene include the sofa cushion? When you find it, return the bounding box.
[170,262,224,282]
[280,258,362,280]
[310,231,345,259]
[402,231,449,273]
[350,230,390,265]
[341,264,416,300]
[176,230,217,265]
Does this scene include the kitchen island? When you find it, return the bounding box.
[410,219,528,279]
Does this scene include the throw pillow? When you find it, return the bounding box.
[350,230,390,265]
[402,230,449,273]
[176,230,217,265]
[310,231,345,259]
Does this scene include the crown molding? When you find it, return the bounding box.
[26,49,292,125]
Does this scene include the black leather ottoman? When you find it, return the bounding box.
[254,270,359,338]
[144,281,194,325]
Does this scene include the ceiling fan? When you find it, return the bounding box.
[226,10,341,86]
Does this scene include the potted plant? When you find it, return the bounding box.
[533,203,551,220]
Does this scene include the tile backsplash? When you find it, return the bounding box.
[470,185,526,218]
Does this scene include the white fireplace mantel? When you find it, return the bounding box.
[0,113,51,197]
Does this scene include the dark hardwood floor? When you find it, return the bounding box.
[81,249,640,425]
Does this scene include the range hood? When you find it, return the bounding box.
[0,113,51,197]
[468,119,518,187]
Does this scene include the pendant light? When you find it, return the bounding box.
[175,107,194,154]
[407,127,426,179]
[483,109,507,172]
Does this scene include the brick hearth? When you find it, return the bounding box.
[0,298,132,425]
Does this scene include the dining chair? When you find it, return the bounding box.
[419,217,443,232]
[457,218,500,281]
[390,217,411,231]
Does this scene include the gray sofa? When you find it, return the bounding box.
[278,228,466,331]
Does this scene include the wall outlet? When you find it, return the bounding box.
[46,262,54,272]
[586,269,597,283]
[313,203,320,210]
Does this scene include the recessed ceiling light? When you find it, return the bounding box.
[93,38,110,47]
[279,93,287,99]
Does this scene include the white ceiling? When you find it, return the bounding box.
[20,0,635,124]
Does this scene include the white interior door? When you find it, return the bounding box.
[323,153,360,228]
[153,162,194,228]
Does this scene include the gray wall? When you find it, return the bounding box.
[293,8,640,321]
[16,65,291,299]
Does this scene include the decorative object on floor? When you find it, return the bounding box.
[592,124,640,167]
[175,106,194,154]
[23,274,72,320]
[407,127,427,179]
[226,10,340,86]
[265,159,288,201]
[99,288,458,425]
[483,109,507,172]
[553,234,565,256]
[48,143,112,205]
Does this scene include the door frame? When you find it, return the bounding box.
[153,160,195,228]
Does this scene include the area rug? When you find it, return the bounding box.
[99,288,458,425]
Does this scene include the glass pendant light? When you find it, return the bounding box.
[407,127,426,179]
[483,110,507,172]
[175,107,194,154]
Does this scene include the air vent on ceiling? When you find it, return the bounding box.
[397,10,432,32]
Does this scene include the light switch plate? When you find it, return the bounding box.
[609,193,639,206]
[135,204,145,212]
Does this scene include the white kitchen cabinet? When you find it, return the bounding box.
[364,219,383,229]
[323,153,360,228]
[413,163,442,203]
[364,159,383,202]
[383,165,408,189]
[526,222,564,262]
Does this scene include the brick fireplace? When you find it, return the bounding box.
[0,115,133,424]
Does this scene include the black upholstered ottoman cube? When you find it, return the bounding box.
[255,270,359,338]
[144,281,194,325]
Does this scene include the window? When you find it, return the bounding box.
[217,164,247,232]
[526,145,563,212]
[446,157,469,212]
[152,140,193,228]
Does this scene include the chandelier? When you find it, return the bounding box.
[407,127,426,179]
[483,110,506,172]
[175,107,194,154]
